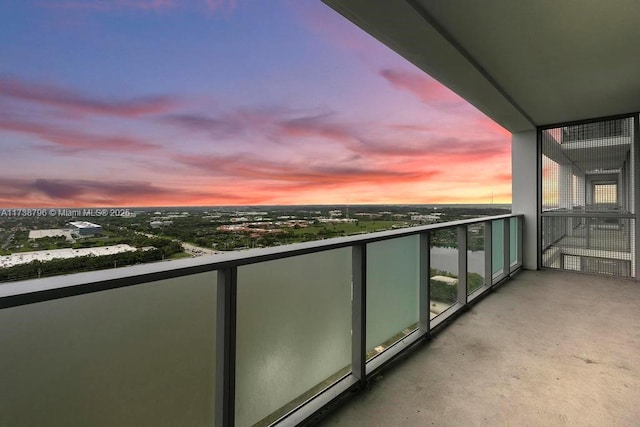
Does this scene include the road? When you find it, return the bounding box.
[1,232,14,250]
[136,231,220,257]
[181,242,220,256]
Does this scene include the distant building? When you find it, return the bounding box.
[317,218,357,224]
[411,214,441,222]
[0,244,136,268]
[430,275,458,286]
[354,213,382,219]
[28,229,72,240]
[67,221,102,237]
[150,220,173,229]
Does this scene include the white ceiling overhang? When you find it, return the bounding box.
[323,0,640,133]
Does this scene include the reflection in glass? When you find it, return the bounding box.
[430,229,459,318]
[492,219,504,277]
[366,236,420,359]
[235,249,351,427]
[467,223,486,295]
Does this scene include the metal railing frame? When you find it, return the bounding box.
[0,213,524,427]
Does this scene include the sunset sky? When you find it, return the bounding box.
[0,0,511,208]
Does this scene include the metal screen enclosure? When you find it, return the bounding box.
[540,116,637,277]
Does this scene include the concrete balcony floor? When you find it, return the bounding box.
[315,270,640,426]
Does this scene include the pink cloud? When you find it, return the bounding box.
[287,0,383,57]
[346,132,509,163]
[0,83,512,207]
[276,114,355,143]
[176,153,439,188]
[161,105,510,176]
[161,108,358,147]
[204,0,236,12]
[38,0,239,13]
[0,117,158,153]
[379,68,464,107]
[0,177,258,207]
[0,77,179,118]
[38,0,176,11]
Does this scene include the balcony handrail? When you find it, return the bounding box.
[0,212,524,426]
[0,213,521,309]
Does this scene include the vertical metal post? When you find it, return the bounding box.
[216,268,237,427]
[419,233,430,332]
[503,219,510,277]
[485,221,493,286]
[537,127,543,270]
[517,216,524,267]
[351,244,366,382]
[634,114,640,279]
[457,226,467,305]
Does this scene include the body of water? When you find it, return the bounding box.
[430,246,485,276]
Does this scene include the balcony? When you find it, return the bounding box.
[0,214,522,427]
[317,269,640,426]
[3,0,639,424]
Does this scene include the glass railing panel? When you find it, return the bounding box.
[492,219,505,278]
[235,249,352,427]
[467,223,486,295]
[430,228,459,318]
[366,235,419,360]
[0,271,218,426]
[510,217,518,268]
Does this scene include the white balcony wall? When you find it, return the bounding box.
[512,129,538,269]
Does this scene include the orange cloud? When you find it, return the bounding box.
[0,177,261,208]
[0,73,512,208]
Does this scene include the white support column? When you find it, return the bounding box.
[512,130,538,270]
[559,164,574,236]
[558,164,574,209]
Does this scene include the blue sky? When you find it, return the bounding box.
[0,0,511,207]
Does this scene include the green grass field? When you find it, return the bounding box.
[169,252,192,259]
[290,220,409,237]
